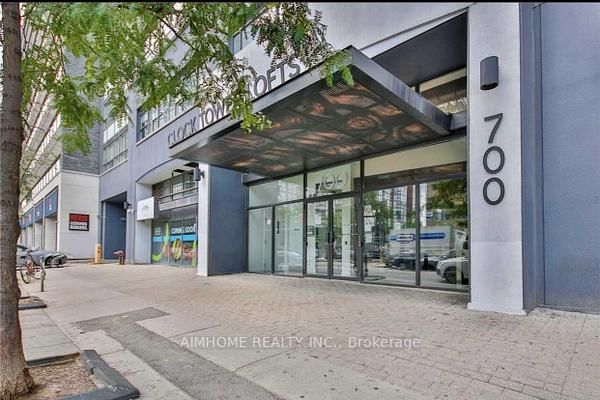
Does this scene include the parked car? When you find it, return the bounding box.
[436,257,469,284]
[16,244,68,268]
[383,251,439,270]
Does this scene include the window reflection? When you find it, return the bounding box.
[306,162,360,198]
[249,174,303,207]
[419,68,467,114]
[363,186,417,285]
[274,202,304,275]
[421,178,469,289]
[248,207,273,273]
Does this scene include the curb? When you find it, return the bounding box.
[19,296,47,310]
[27,351,139,400]
[59,350,140,400]
[27,353,80,368]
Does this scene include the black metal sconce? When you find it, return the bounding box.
[480,56,499,90]
[193,167,205,182]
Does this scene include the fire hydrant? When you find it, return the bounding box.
[113,250,125,265]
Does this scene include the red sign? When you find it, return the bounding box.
[69,213,89,231]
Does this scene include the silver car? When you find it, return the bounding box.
[17,244,68,268]
[436,257,469,284]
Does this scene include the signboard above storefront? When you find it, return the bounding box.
[167,61,303,148]
[68,213,89,231]
[137,197,156,221]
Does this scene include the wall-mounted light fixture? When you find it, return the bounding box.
[480,56,499,90]
[123,201,135,214]
[193,167,205,182]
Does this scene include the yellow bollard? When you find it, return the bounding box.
[94,243,102,264]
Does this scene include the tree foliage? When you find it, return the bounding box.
[21,2,352,154]
[1,4,350,398]
[426,178,468,226]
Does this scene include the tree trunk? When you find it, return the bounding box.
[0,2,34,399]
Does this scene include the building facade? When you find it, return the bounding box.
[94,2,600,315]
[18,26,102,259]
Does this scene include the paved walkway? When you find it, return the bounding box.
[25,263,600,400]
[19,284,79,362]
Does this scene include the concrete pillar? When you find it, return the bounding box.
[197,163,210,276]
[34,223,43,248]
[467,3,525,314]
[27,226,34,248]
[134,183,153,264]
[44,219,57,251]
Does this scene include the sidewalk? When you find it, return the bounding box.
[24,263,600,400]
[19,283,78,362]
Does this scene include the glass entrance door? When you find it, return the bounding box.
[307,201,329,276]
[306,196,359,279]
[248,207,272,273]
[274,202,303,275]
[332,197,359,278]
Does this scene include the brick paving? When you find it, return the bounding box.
[31,264,600,400]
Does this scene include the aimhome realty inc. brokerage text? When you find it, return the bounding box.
[180,335,422,350]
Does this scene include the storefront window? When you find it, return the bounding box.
[244,140,469,292]
[151,205,197,267]
[306,161,360,198]
[363,186,417,285]
[249,174,303,207]
[248,207,273,273]
[419,178,468,289]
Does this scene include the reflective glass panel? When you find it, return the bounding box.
[420,178,469,289]
[332,197,359,278]
[419,68,467,114]
[363,186,416,285]
[248,207,273,273]
[249,174,303,207]
[306,162,360,198]
[306,201,329,276]
[274,202,304,275]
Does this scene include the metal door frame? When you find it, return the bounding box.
[305,194,360,281]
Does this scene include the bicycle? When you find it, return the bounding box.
[20,253,45,284]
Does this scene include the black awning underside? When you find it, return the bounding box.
[170,47,452,178]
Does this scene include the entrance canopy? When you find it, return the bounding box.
[170,47,453,178]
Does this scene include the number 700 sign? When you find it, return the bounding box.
[482,113,505,205]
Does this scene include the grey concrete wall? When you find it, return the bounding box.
[62,57,102,175]
[208,166,246,275]
[99,161,130,202]
[61,122,102,175]
[541,3,600,312]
